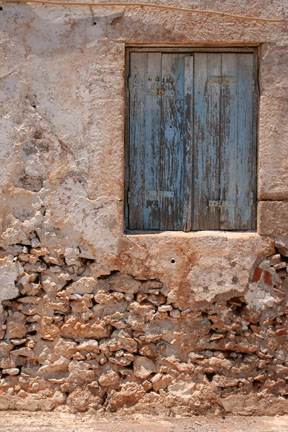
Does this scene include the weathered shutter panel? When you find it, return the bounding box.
[193,52,256,230]
[219,53,256,230]
[128,52,162,230]
[183,55,194,231]
[128,52,193,231]
[161,53,185,230]
[193,53,221,230]
[128,52,146,230]
[144,53,162,230]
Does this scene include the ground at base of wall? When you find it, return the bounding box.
[0,412,288,432]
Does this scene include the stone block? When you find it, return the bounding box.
[258,201,288,235]
[0,257,23,313]
[258,96,288,200]
[275,236,288,257]
[134,356,156,379]
[260,43,288,99]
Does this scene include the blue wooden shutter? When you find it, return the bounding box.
[193,53,221,230]
[127,52,193,231]
[193,52,256,230]
[128,52,162,230]
[219,53,256,230]
[127,50,256,231]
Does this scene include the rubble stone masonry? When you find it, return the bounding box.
[0,0,288,415]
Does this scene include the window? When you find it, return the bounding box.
[125,48,258,231]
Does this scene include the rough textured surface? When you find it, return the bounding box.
[258,202,288,236]
[0,239,287,414]
[0,258,23,313]
[0,0,288,415]
[1,412,288,432]
[258,42,288,200]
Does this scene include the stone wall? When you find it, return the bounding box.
[0,0,288,415]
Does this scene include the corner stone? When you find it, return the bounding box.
[258,201,288,236]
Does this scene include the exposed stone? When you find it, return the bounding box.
[106,382,146,411]
[66,277,96,295]
[212,375,239,388]
[107,274,141,294]
[77,340,99,352]
[41,275,65,294]
[5,312,27,339]
[139,344,157,358]
[168,380,196,403]
[52,390,67,406]
[94,291,114,304]
[39,356,69,375]
[67,388,100,412]
[2,368,19,376]
[275,237,288,257]
[274,262,286,271]
[109,330,138,353]
[10,338,27,346]
[0,245,286,416]
[151,373,173,392]
[0,258,23,313]
[99,369,120,387]
[134,356,156,379]
[61,317,110,339]
[14,398,55,411]
[0,395,16,410]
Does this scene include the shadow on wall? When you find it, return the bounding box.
[1,4,186,56]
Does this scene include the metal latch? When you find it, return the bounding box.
[208,75,237,84]
[209,200,235,208]
[147,89,175,97]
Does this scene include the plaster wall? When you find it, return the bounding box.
[0,0,287,414]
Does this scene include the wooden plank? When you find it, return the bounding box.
[160,53,186,230]
[124,49,130,230]
[143,52,162,230]
[128,52,147,230]
[193,53,221,230]
[219,53,255,229]
[128,52,162,230]
[183,55,193,231]
[128,47,256,54]
[251,52,258,230]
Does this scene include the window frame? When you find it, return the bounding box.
[124,46,259,233]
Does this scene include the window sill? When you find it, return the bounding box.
[124,230,259,239]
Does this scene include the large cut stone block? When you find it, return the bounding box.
[258,201,288,235]
[258,95,288,200]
